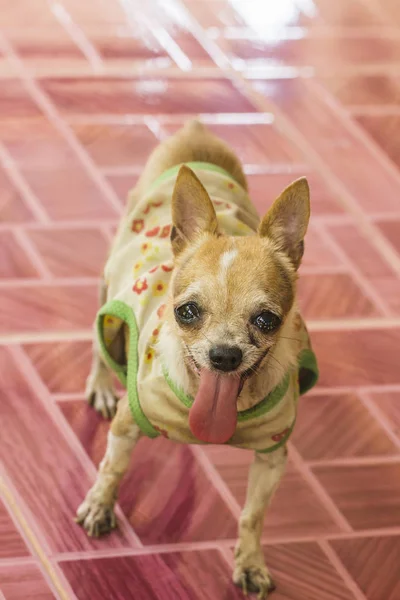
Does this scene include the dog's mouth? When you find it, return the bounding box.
[186,348,269,445]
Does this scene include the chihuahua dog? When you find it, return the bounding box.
[76,120,318,598]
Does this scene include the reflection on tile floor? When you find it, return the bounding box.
[0,0,400,598]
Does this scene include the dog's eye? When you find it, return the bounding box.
[253,311,281,333]
[175,302,201,324]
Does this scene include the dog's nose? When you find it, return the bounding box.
[209,345,243,372]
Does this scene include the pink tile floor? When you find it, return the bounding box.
[1,0,400,598]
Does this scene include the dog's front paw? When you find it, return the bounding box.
[86,369,118,419]
[75,495,117,537]
[233,554,275,599]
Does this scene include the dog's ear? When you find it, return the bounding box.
[171,165,218,255]
[258,177,310,269]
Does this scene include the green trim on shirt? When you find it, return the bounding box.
[163,366,291,422]
[97,300,159,439]
[148,161,242,193]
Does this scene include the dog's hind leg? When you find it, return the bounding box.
[233,446,288,598]
[86,278,118,419]
[76,395,140,536]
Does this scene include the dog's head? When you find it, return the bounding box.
[163,166,310,444]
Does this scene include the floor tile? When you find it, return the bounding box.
[369,391,400,438]
[219,35,400,70]
[26,228,109,277]
[184,0,255,30]
[301,227,343,269]
[0,121,78,170]
[21,167,118,220]
[60,0,131,29]
[312,462,400,529]
[0,347,133,553]
[260,541,357,600]
[23,341,92,394]
[58,399,109,465]
[0,166,35,223]
[312,328,400,387]
[247,173,345,217]
[204,447,339,537]
[0,231,39,279]
[371,276,400,314]
[7,29,87,71]
[292,393,397,460]
[298,273,378,319]
[106,174,138,203]
[373,0,400,26]
[356,115,400,170]
[0,284,96,333]
[86,27,171,65]
[0,562,55,600]
[0,498,30,559]
[320,75,400,107]
[330,536,400,600]
[328,224,396,278]
[60,549,243,600]
[72,123,158,168]
[0,79,42,119]
[376,218,400,255]
[252,78,400,214]
[0,0,58,29]
[40,77,256,115]
[304,0,384,27]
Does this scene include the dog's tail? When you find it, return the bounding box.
[183,118,206,132]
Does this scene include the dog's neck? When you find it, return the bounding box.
[157,306,298,412]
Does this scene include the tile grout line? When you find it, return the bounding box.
[0,277,100,287]
[190,446,242,519]
[8,345,141,548]
[0,34,123,216]
[307,383,400,395]
[13,229,54,280]
[0,468,76,600]
[54,540,239,562]
[306,317,400,331]
[357,391,400,451]
[48,525,400,562]
[138,13,193,71]
[0,220,120,232]
[318,539,368,600]
[0,557,43,568]
[348,105,400,117]
[0,142,50,223]
[306,455,400,468]
[2,317,400,347]
[51,3,104,73]
[317,223,393,316]
[300,265,350,276]
[0,330,92,345]
[288,444,353,532]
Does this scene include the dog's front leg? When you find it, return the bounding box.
[233,446,287,598]
[76,395,140,537]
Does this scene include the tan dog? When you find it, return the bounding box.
[76,120,318,598]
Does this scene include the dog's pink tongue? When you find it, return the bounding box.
[189,370,240,444]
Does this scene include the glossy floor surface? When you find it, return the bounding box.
[1,0,400,598]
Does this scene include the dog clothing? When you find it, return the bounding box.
[97,162,318,453]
